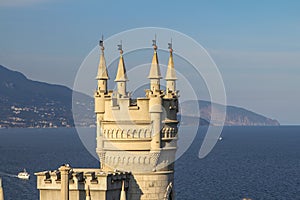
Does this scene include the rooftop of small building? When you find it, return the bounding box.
[35,166,131,178]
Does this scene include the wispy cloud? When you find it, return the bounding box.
[0,0,49,7]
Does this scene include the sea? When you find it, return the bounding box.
[0,126,300,200]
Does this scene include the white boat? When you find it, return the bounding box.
[218,136,223,141]
[17,169,30,180]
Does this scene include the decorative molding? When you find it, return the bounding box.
[103,128,151,139]
[150,151,161,170]
[99,151,106,169]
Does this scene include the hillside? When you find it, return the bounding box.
[0,65,279,128]
[180,100,280,126]
[0,65,92,128]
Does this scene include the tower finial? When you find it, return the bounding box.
[168,38,173,53]
[165,40,176,81]
[96,36,109,80]
[152,34,157,51]
[99,35,104,53]
[165,40,177,93]
[115,41,128,81]
[115,41,128,97]
[117,40,123,54]
[148,36,162,92]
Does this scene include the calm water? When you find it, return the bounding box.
[0,126,300,200]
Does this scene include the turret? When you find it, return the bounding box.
[95,38,109,115]
[165,41,177,94]
[95,38,109,168]
[114,43,128,98]
[148,39,163,152]
[96,38,109,93]
[148,38,162,92]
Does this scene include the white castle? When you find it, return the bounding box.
[35,38,179,200]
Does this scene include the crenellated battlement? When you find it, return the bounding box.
[35,166,131,200]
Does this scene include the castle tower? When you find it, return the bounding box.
[148,39,162,92]
[95,39,110,169]
[95,38,109,120]
[96,39,109,93]
[114,43,128,98]
[165,42,177,95]
[148,40,163,152]
[95,39,179,199]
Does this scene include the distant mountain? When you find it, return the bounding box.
[180,100,280,126]
[179,115,210,126]
[0,65,92,128]
[0,65,279,128]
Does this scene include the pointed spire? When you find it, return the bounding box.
[148,36,162,79]
[165,40,177,80]
[120,180,127,200]
[115,42,128,82]
[85,186,91,200]
[96,36,109,80]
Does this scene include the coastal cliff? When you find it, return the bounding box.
[180,100,280,126]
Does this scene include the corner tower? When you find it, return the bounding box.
[96,39,109,92]
[95,38,109,119]
[148,39,162,91]
[115,43,128,98]
[165,41,177,94]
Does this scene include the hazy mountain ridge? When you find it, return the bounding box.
[0,65,92,128]
[181,100,280,126]
[0,65,279,128]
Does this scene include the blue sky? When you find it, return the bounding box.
[0,0,299,124]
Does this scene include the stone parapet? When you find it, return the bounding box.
[35,166,130,200]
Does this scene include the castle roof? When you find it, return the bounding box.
[96,42,109,80]
[165,48,177,80]
[115,50,128,82]
[148,46,162,79]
